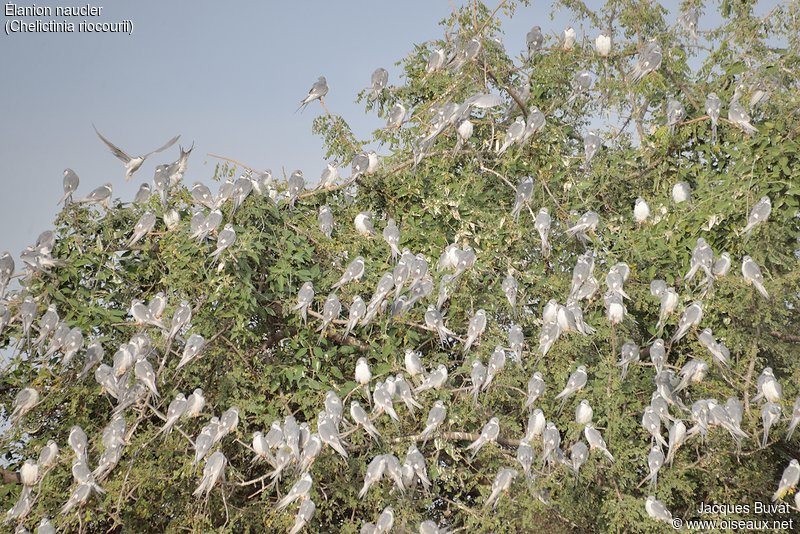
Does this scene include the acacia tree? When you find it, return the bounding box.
[2,0,800,532]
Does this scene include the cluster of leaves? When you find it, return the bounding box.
[2,0,800,532]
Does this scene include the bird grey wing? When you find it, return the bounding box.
[145,135,181,157]
[311,80,328,98]
[94,126,132,163]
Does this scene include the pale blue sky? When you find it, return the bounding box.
[0,1,770,266]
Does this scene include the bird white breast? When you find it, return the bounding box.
[596,35,611,56]
[608,303,624,322]
[663,292,678,312]
[564,28,576,49]
[530,418,546,438]
[457,120,473,140]
[672,184,689,203]
[355,214,370,234]
[692,366,707,383]
[20,462,38,486]
[556,307,574,331]
[355,364,371,384]
[543,302,558,323]
[634,200,650,222]
[576,404,593,424]
[443,246,459,270]
[367,153,379,174]
[764,380,781,402]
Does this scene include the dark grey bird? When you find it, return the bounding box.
[497,116,526,155]
[128,211,157,247]
[566,70,592,106]
[10,387,39,426]
[761,402,782,447]
[94,125,180,182]
[191,182,215,209]
[177,333,205,370]
[566,211,599,240]
[59,169,80,206]
[666,99,685,134]
[670,301,703,343]
[419,400,447,445]
[555,365,587,407]
[317,162,339,190]
[0,251,14,295]
[645,496,673,524]
[584,424,614,462]
[288,497,316,534]
[60,483,91,515]
[343,296,366,339]
[426,48,446,74]
[706,93,722,143]
[462,309,486,353]
[510,177,533,219]
[678,5,699,39]
[286,170,305,209]
[772,459,800,502]
[76,340,104,379]
[617,341,639,381]
[160,393,187,436]
[742,255,769,299]
[369,68,388,102]
[640,445,665,490]
[466,417,500,458]
[728,92,758,135]
[293,282,315,325]
[76,183,113,208]
[629,41,662,83]
[526,26,543,57]
[332,256,365,290]
[318,205,334,238]
[193,450,227,498]
[741,196,771,236]
[684,237,713,283]
[534,208,551,258]
[385,103,406,130]
[584,132,601,170]
[383,219,401,261]
[298,76,328,112]
[485,468,517,509]
[317,293,341,340]
[209,224,236,260]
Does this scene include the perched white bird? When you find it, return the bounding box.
[633,197,650,224]
[595,31,611,57]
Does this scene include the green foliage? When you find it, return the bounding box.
[2,1,800,533]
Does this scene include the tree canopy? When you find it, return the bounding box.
[2,0,800,532]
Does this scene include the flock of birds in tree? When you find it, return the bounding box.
[1,10,792,534]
